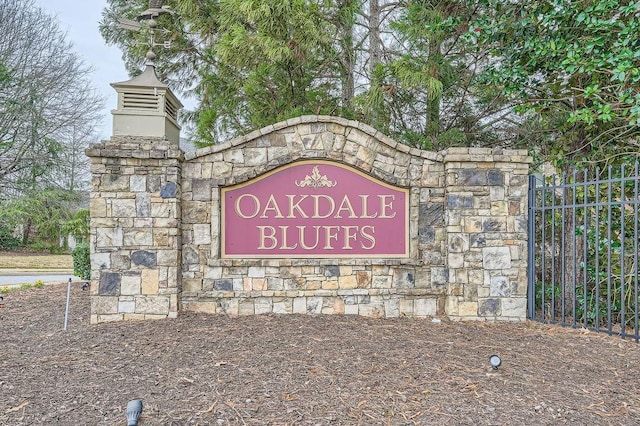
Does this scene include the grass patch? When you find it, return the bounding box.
[1,280,46,294]
[0,251,73,269]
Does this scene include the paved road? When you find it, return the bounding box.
[0,271,82,286]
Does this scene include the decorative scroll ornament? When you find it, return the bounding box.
[295,166,337,189]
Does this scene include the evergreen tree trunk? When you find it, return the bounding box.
[369,0,381,73]
[337,0,356,109]
[426,38,442,146]
[342,21,355,107]
[22,218,31,246]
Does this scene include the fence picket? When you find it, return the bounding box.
[528,162,640,341]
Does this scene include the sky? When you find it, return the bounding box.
[33,1,137,140]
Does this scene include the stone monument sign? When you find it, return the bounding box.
[87,62,531,323]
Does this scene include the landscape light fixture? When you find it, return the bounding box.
[489,354,502,370]
[126,400,143,426]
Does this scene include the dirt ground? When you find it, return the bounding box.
[1,284,640,425]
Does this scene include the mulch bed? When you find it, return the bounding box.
[1,284,640,425]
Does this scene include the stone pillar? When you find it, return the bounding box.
[443,148,531,320]
[86,137,182,323]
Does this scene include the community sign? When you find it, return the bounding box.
[221,160,409,258]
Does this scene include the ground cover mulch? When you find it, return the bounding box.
[1,284,640,425]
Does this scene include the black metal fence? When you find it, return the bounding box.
[528,163,640,341]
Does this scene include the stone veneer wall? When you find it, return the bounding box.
[442,149,531,318]
[87,137,182,323]
[87,115,531,323]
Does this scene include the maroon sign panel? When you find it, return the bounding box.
[221,160,409,258]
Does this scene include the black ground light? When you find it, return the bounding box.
[126,400,143,426]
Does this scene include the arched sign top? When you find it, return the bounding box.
[221,160,409,258]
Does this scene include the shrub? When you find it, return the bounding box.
[72,243,91,280]
[0,225,21,249]
[28,241,64,254]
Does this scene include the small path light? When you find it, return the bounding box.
[126,400,143,426]
[489,354,502,370]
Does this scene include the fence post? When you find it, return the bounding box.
[527,175,536,319]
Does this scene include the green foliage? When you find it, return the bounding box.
[533,280,563,318]
[72,243,91,280]
[353,0,518,150]
[472,0,640,166]
[532,163,640,329]
[0,224,22,249]
[202,0,346,140]
[573,177,639,327]
[33,280,44,288]
[102,0,640,162]
[101,0,523,150]
[102,0,352,144]
[0,61,7,77]
[0,188,83,251]
[62,209,90,244]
